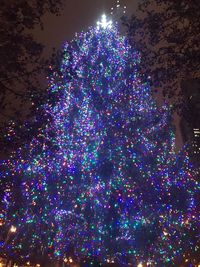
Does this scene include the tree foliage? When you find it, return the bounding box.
[0,0,63,120]
[1,22,199,266]
[123,0,200,109]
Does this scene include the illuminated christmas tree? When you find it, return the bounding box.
[1,15,199,266]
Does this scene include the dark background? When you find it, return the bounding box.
[33,0,138,50]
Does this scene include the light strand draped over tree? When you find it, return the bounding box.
[1,15,199,266]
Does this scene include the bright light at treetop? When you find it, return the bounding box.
[0,12,199,267]
[97,14,113,29]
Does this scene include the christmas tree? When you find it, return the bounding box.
[1,15,199,266]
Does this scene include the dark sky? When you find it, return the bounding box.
[34,0,138,50]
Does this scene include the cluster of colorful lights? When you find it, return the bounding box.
[0,15,199,266]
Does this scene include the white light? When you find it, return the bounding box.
[163,230,168,236]
[138,263,143,267]
[97,14,112,29]
[10,225,17,233]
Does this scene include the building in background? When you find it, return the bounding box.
[180,79,200,175]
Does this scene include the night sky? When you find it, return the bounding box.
[34,0,138,51]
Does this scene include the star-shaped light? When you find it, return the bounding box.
[97,14,113,29]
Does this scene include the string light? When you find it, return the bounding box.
[110,1,127,15]
[69,258,73,263]
[0,13,199,267]
[10,225,17,233]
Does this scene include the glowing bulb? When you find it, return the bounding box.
[10,225,17,233]
[138,263,143,267]
[97,14,112,29]
[163,230,168,236]
[69,258,73,263]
